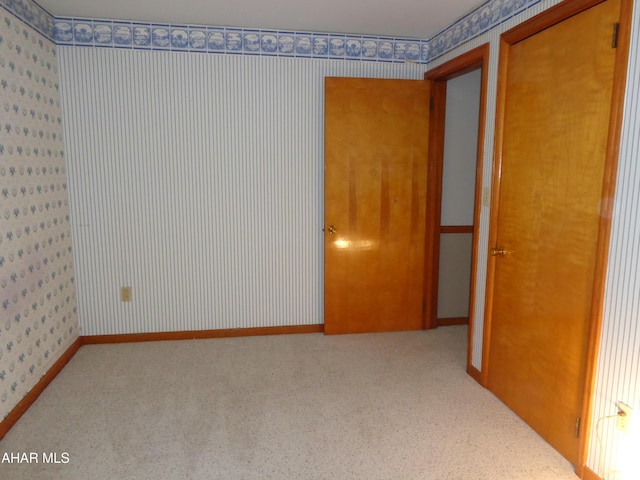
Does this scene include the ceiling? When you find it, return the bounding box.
[36,0,484,39]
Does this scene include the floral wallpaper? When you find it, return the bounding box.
[0,7,78,420]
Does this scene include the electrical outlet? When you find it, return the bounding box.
[617,401,632,432]
[121,286,132,302]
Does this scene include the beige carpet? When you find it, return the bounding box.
[0,326,578,479]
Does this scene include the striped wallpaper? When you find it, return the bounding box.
[587,0,640,476]
[58,49,425,336]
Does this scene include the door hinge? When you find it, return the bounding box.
[429,97,435,112]
[575,417,581,438]
[612,23,620,49]
[422,299,427,315]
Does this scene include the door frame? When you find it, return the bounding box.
[423,44,490,383]
[482,0,632,473]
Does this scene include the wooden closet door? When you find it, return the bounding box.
[487,0,620,464]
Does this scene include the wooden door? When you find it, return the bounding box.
[324,78,430,335]
[487,0,620,464]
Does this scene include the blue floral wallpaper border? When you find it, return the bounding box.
[428,0,538,59]
[2,0,545,63]
[55,18,429,62]
[53,19,429,62]
[0,0,54,40]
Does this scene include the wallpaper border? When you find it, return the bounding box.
[2,0,545,64]
[428,0,542,60]
[53,19,429,63]
[0,0,55,40]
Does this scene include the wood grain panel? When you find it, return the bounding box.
[581,466,604,480]
[436,317,469,326]
[81,325,323,344]
[440,225,474,234]
[488,0,620,465]
[324,78,430,334]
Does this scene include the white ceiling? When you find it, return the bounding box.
[36,0,483,39]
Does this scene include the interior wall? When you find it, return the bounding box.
[437,233,473,319]
[437,68,481,320]
[58,48,424,335]
[2,0,550,423]
[0,7,79,420]
[441,69,481,226]
[5,0,639,474]
[428,0,639,476]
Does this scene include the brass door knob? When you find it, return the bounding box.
[326,225,337,234]
[490,246,513,256]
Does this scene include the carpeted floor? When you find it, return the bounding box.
[0,326,578,479]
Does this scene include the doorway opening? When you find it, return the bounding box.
[424,45,490,381]
[436,69,481,328]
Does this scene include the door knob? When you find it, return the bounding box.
[326,225,337,234]
[490,246,513,256]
